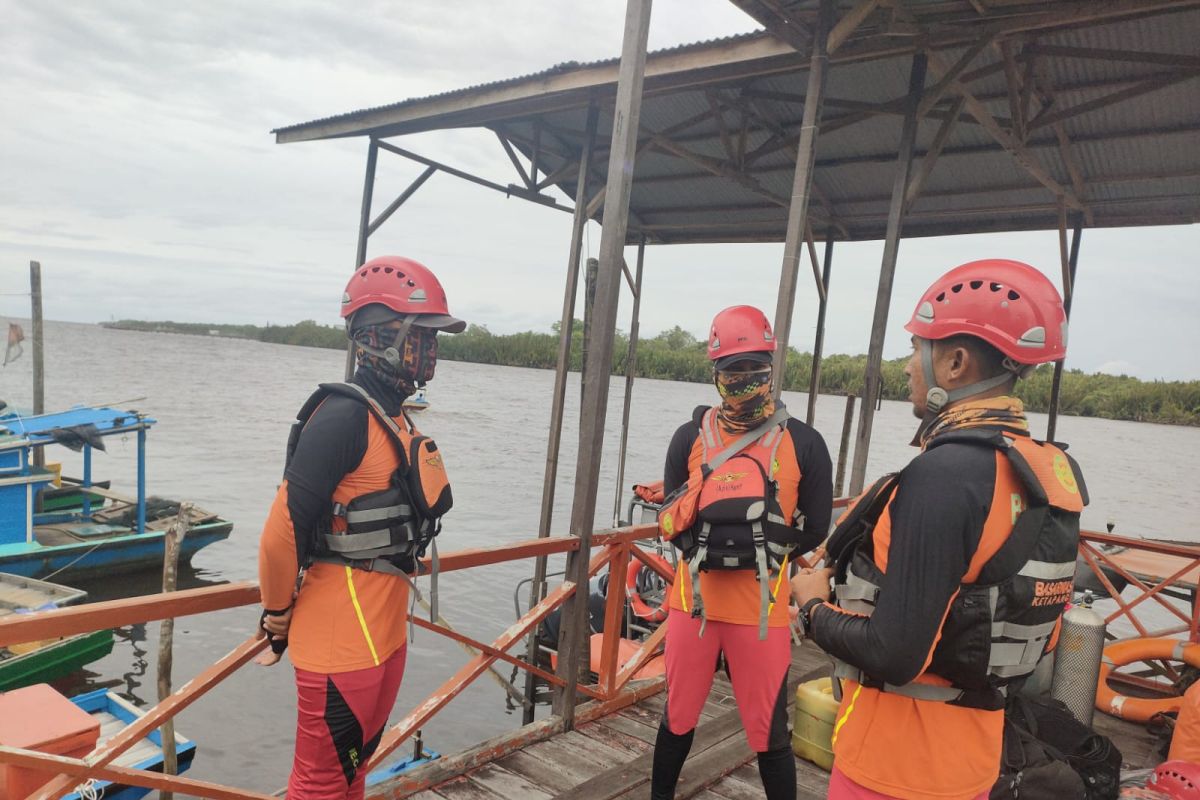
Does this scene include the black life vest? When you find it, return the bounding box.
[286,382,452,577]
[824,429,1087,711]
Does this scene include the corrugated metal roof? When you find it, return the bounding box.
[270,31,770,137]
[277,1,1200,243]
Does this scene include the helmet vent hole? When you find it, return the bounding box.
[396,272,405,279]
[951,283,963,293]
[1008,290,1021,301]
[935,292,946,302]
[407,279,416,287]
[383,267,393,274]
[989,282,1002,292]
[969,280,983,290]
[371,266,380,273]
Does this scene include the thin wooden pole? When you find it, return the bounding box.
[157,503,190,800]
[1047,216,1082,441]
[612,240,646,526]
[771,0,832,398]
[835,394,856,497]
[849,53,927,495]
[555,0,652,728]
[346,139,379,380]
[523,101,599,725]
[30,262,44,469]
[806,230,835,425]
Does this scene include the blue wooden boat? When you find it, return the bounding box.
[402,386,430,412]
[0,406,232,581]
[61,689,197,800]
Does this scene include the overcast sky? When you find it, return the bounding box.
[2,1,1197,381]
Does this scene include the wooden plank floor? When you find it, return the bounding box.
[405,642,834,800]
[398,645,1164,799]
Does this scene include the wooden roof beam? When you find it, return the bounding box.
[1027,70,1200,132]
[905,95,966,212]
[924,49,1086,212]
[495,130,534,189]
[649,134,790,207]
[1025,43,1200,71]
[828,0,883,54]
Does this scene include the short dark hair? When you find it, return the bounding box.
[939,334,1015,384]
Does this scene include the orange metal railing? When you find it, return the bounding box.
[0,525,669,800]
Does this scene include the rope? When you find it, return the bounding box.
[41,544,106,582]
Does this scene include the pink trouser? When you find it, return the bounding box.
[664,608,791,752]
[288,645,407,800]
[829,767,990,800]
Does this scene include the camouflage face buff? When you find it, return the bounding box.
[714,367,775,433]
[354,324,438,395]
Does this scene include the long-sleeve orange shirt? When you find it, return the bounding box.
[259,379,411,673]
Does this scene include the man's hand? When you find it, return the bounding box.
[789,567,833,607]
[254,607,293,667]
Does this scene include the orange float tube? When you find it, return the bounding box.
[1096,637,1200,721]
[626,552,672,623]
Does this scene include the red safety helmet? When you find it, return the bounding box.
[904,259,1066,366]
[707,305,776,369]
[1150,762,1200,800]
[341,256,466,333]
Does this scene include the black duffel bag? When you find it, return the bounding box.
[990,695,1122,800]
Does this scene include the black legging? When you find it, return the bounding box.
[650,721,796,800]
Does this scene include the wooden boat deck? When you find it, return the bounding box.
[396,642,1163,800]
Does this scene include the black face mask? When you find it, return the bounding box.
[352,324,438,396]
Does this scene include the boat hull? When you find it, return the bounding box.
[0,521,232,582]
[0,628,114,691]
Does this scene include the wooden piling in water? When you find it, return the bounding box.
[157,503,190,800]
[30,262,45,469]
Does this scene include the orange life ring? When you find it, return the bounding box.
[626,553,672,623]
[1096,637,1200,721]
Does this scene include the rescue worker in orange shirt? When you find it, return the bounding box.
[257,256,464,800]
[790,260,1088,800]
[652,305,833,800]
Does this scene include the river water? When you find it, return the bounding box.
[2,320,1198,793]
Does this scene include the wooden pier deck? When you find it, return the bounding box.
[400,643,834,800]
[392,641,1163,800]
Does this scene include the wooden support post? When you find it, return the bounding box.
[580,257,600,408]
[1047,216,1082,441]
[835,394,856,498]
[613,240,646,526]
[555,0,652,729]
[157,503,190,800]
[806,231,834,425]
[849,53,927,496]
[771,0,832,399]
[524,102,599,725]
[30,262,45,469]
[346,139,379,380]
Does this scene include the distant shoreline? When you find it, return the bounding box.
[102,320,1200,427]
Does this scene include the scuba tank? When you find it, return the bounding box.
[1050,592,1107,726]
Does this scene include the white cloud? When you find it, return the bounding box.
[2,0,1198,381]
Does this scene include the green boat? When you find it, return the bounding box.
[0,628,114,690]
[0,571,114,690]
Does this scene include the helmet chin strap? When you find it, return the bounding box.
[911,338,1019,445]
